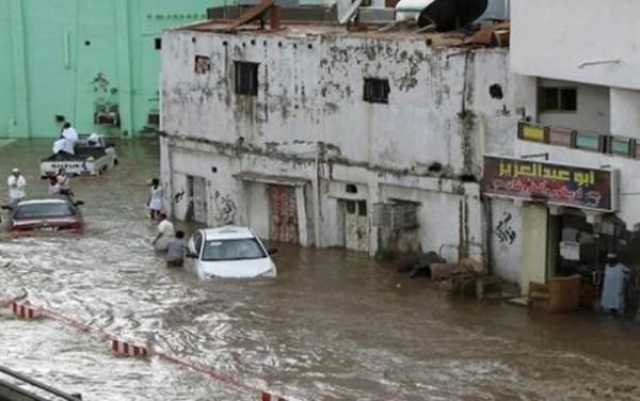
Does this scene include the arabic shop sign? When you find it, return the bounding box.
[483,156,616,211]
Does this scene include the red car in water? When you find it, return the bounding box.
[5,198,84,234]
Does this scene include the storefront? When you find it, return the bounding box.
[483,155,621,307]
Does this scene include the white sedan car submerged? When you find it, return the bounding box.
[187,226,278,279]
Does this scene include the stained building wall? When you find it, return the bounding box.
[160,27,534,261]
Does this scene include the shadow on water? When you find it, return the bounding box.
[1,140,640,401]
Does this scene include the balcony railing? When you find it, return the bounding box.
[518,121,638,159]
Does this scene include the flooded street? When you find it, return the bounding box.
[1,140,640,401]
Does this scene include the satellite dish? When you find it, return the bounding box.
[417,0,488,31]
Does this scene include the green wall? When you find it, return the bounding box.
[0,0,216,138]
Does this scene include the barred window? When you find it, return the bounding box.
[234,61,259,96]
[363,78,390,104]
[194,55,211,74]
[539,87,577,112]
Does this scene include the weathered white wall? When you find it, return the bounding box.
[610,88,640,139]
[160,27,530,260]
[379,183,484,261]
[245,181,270,239]
[161,30,531,178]
[489,198,521,284]
[511,0,640,91]
[477,52,536,157]
[538,79,610,133]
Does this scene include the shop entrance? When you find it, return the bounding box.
[555,211,602,280]
[520,205,549,295]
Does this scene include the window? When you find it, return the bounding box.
[363,78,390,104]
[346,184,358,194]
[608,136,634,157]
[539,87,577,112]
[575,131,603,152]
[234,61,259,96]
[346,200,356,215]
[358,201,367,217]
[202,239,266,261]
[194,55,211,74]
[548,127,575,147]
[517,122,547,143]
[155,38,162,50]
[15,203,74,219]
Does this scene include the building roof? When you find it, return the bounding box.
[171,2,509,47]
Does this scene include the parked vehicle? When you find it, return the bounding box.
[40,134,118,178]
[187,226,277,279]
[3,198,85,234]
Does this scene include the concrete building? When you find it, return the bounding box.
[160,6,531,262]
[0,0,218,138]
[485,0,640,294]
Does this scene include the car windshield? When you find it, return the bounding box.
[14,203,74,219]
[202,238,266,261]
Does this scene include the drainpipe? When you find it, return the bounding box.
[484,196,494,275]
[313,145,321,247]
[166,137,175,220]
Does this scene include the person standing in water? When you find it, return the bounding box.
[152,213,174,252]
[147,178,163,220]
[7,168,26,208]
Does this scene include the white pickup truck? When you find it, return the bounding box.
[40,134,118,178]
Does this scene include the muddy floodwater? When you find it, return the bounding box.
[1,140,640,401]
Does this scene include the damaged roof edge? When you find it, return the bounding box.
[169,1,510,47]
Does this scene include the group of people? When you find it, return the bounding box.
[147,178,187,267]
[52,122,78,156]
[6,167,72,207]
[48,169,73,198]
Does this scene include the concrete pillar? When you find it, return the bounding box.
[295,185,309,247]
[520,205,548,295]
[9,0,30,138]
[610,87,640,139]
[368,173,380,257]
[115,0,134,137]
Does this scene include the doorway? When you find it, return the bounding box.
[520,205,548,295]
[269,185,299,243]
[344,200,369,252]
[187,175,208,225]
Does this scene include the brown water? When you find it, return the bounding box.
[1,140,640,401]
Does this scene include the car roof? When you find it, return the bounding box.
[17,199,70,206]
[202,226,255,240]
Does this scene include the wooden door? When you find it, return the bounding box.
[269,185,299,243]
[192,176,208,225]
[521,205,548,295]
[345,200,369,252]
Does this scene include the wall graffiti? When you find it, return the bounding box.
[495,212,517,245]
[174,190,185,204]
[213,191,237,225]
